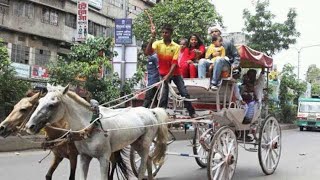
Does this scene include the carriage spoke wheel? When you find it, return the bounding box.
[207,126,238,180]
[258,115,281,175]
[193,125,212,168]
[130,143,163,178]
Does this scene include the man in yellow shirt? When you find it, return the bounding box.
[145,24,196,117]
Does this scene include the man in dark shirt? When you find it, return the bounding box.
[142,43,160,108]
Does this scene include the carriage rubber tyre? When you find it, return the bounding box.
[207,126,238,180]
[299,126,303,131]
[193,126,211,168]
[129,145,162,178]
[258,115,281,175]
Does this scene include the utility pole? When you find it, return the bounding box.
[292,44,320,80]
[121,0,127,87]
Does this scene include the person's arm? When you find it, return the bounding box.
[145,26,156,55]
[221,47,226,57]
[193,45,205,61]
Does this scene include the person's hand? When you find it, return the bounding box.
[193,49,201,55]
[240,100,246,105]
[151,25,156,38]
[162,75,170,82]
[187,60,193,64]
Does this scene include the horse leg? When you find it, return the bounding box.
[137,148,150,180]
[45,153,63,180]
[68,153,78,180]
[147,156,154,180]
[79,154,92,180]
[98,155,110,180]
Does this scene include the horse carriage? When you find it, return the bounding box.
[0,45,281,180]
[131,44,281,180]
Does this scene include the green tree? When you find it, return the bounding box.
[306,64,320,96]
[0,39,30,119]
[243,0,300,56]
[133,0,222,43]
[279,64,306,122]
[48,37,143,103]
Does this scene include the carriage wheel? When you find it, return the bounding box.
[258,115,281,175]
[129,143,163,178]
[193,125,212,168]
[207,126,238,180]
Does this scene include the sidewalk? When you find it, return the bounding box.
[0,124,297,152]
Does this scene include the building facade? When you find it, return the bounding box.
[0,0,157,82]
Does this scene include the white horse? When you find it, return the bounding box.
[25,85,168,180]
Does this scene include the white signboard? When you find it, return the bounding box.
[72,0,103,10]
[11,63,30,78]
[76,0,89,42]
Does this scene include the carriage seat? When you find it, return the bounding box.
[170,78,236,111]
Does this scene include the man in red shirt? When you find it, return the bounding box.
[145,24,196,117]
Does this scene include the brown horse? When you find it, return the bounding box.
[0,92,78,180]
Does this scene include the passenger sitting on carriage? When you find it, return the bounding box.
[198,26,240,90]
[240,69,265,124]
[179,34,205,78]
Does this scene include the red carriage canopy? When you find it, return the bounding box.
[237,45,273,68]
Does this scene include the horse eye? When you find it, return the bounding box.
[48,104,55,109]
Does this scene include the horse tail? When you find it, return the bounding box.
[151,107,168,165]
[108,149,130,180]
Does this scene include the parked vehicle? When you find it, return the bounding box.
[296,97,320,131]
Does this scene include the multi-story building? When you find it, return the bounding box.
[0,0,157,83]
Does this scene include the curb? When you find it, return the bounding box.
[0,124,297,152]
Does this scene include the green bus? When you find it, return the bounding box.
[296,97,320,131]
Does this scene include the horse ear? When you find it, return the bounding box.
[63,84,69,94]
[29,92,40,104]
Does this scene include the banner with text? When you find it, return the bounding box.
[76,0,89,42]
[115,18,132,44]
[11,63,30,78]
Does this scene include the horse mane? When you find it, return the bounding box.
[66,91,92,111]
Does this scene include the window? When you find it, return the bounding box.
[35,49,51,66]
[11,44,30,64]
[14,2,34,18]
[65,13,76,29]
[108,0,123,8]
[88,20,106,37]
[41,8,58,26]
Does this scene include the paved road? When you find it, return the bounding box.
[0,129,320,180]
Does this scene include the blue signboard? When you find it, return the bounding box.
[115,18,132,44]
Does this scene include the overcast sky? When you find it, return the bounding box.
[213,0,320,80]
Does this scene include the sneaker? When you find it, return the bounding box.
[210,85,218,90]
[190,113,199,118]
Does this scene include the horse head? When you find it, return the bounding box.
[25,85,70,134]
[0,92,41,137]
